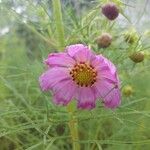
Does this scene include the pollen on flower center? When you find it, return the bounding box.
[70,62,97,87]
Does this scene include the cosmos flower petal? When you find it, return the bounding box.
[97,69,118,83]
[66,44,95,63]
[53,80,77,105]
[94,79,121,108]
[92,55,116,74]
[93,79,114,99]
[39,67,71,91]
[45,52,75,67]
[93,55,119,83]
[76,87,96,109]
[100,54,116,74]
[103,88,121,108]
[52,79,77,94]
[91,55,107,70]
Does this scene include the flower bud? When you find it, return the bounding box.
[96,33,112,48]
[102,2,119,20]
[129,52,144,63]
[122,85,133,97]
[124,30,139,44]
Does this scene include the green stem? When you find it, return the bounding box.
[52,0,65,50]
[67,104,80,150]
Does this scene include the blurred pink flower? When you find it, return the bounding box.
[39,44,121,109]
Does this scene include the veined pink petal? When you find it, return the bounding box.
[66,44,95,63]
[39,67,71,91]
[52,78,77,93]
[99,54,116,74]
[93,79,115,99]
[94,79,120,108]
[92,55,119,83]
[45,53,75,67]
[97,69,118,84]
[76,87,96,109]
[53,80,77,105]
[91,55,107,70]
[104,88,121,109]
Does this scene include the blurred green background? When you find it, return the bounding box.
[0,0,150,150]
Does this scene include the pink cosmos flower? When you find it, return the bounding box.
[39,44,121,109]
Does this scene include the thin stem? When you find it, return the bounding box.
[52,0,65,50]
[67,104,80,150]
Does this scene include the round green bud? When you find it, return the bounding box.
[122,85,134,97]
[96,33,112,48]
[129,52,144,63]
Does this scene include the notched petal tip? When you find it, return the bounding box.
[53,94,71,106]
[103,88,121,109]
[39,74,50,91]
[104,100,121,109]
[66,44,95,63]
[44,52,75,68]
[39,67,71,92]
[77,102,96,110]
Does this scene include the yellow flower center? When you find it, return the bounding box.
[70,62,97,87]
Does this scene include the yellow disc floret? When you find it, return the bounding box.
[70,62,97,87]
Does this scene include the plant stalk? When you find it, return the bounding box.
[67,104,80,150]
[52,0,65,50]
